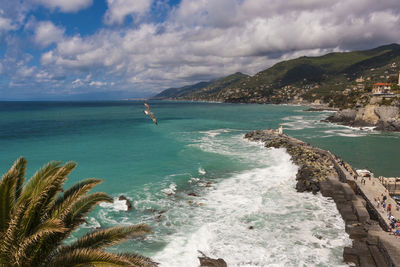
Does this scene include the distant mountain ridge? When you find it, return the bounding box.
[152,72,249,100]
[151,81,212,100]
[153,43,400,105]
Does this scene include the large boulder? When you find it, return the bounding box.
[374,106,399,122]
[375,118,400,131]
[118,195,132,211]
[327,109,357,123]
[198,252,227,267]
[355,105,379,125]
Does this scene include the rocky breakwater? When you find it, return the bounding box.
[245,129,400,266]
[325,104,400,132]
[244,129,336,193]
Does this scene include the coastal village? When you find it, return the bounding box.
[270,68,400,107]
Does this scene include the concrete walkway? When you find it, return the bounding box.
[356,176,400,226]
[336,161,400,229]
[328,153,400,266]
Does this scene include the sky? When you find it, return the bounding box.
[0,0,400,100]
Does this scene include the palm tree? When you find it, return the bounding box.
[0,157,156,267]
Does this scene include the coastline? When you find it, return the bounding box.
[245,129,400,267]
[323,106,400,132]
[154,98,400,132]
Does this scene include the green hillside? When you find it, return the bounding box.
[153,44,400,105]
[214,43,400,104]
[181,72,249,100]
[152,81,212,99]
[152,72,249,100]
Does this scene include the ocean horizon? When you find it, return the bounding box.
[1,101,399,266]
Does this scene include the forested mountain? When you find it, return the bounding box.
[153,44,400,105]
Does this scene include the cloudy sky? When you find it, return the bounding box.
[1,0,400,100]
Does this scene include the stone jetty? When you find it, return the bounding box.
[245,129,400,267]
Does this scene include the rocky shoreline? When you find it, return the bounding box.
[245,129,400,266]
[324,105,400,132]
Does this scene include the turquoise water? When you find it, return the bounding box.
[0,101,399,266]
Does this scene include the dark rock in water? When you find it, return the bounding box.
[188,192,199,197]
[155,214,162,222]
[305,106,338,112]
[375,118,400,132]
[198,251,227,267]
[248,226,254,230]
[324,109,357,125]
[118,195,132,211]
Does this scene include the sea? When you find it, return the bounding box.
[0,101,399,267]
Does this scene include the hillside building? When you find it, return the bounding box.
[398,71,400,86]
[355,76,364,83]
[372,83,393,95]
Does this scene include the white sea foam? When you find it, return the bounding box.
[93,130,351,266]
[154,135,351,266]
[81,217,101,229]
[322,128,371,138]
[282,112,380,139]
[192,130,268,165]
[281,114,328,131]
[198,168,206,175]
[199,129,236,138]
[161,183,177,195]
[188,177,201,184]
[100,197,129,211]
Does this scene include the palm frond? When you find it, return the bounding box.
[64,192,113,230]
[47,248,140,267]
[51,178,103,219]
[118,253,158,267]
[0,157,27,232]
[12,219,67,266]
[35,192,114,263]
[38,162,77,216]
[0,158,154,267]
[57,178,103,205]
[19,162,76,236]
[11,157,27,202]
[18,161,62,203]
[60,224,151,252]
[0,199,29,263]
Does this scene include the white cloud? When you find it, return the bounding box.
[34,21,65,47]
[0,1,29,35]
[33,0,93,12]
[5,0,400,98]
[0,16,17,32]
[89,81,107,86]
[104,0,153,25]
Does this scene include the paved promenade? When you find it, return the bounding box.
[356,176,400,227]
[333,157,400,266]
[335,161,400,230]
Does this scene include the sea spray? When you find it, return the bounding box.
[152,131,351,266]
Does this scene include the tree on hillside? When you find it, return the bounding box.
[0,157,156,267]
